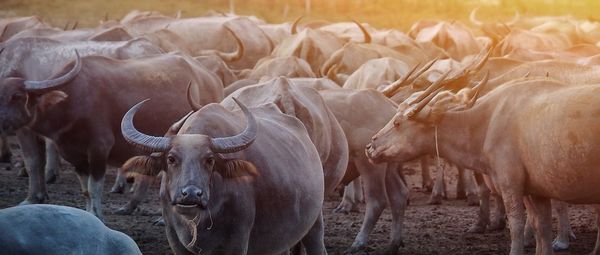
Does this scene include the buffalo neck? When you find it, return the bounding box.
[434,105,491,174]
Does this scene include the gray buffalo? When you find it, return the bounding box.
[121,99,326,254]
[0,204,141,255]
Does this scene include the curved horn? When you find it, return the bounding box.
[381,63,420,97]
[465,71,489,108]
[469,7,484,27]
[291,16,303,34]
[210,98,257,154]
[71,21,78,30]
[404,70,451,118]
[352,20,371,44]
[24,50,82,92]
[506,10,520,26]
[0,25,7,39]
[406,57,439,84]
[167,111,193,136]
[63,21,71,31]
[198,27,244,62]
[409,69,452,106]
[382,57,439,97]
[469,46,492,73]
[501,22,512,32]
[326,64,338,82]
[121,99,172,152]
[186,81,202,111]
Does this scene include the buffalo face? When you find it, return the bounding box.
[0,51,81,134]
[366,106,434,164]
[0,78,31,134]
[121,98,259,218]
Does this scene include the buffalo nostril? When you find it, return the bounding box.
[182,186,203,199]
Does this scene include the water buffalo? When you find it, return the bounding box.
[367,77,600,255]
[121,99,326,254]
[0,52,222,219]
[222,76,348,195]
[0,204,141,254]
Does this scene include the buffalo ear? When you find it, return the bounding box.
[216,159,258,179]
[122,153,165,177]
[37,90,68,112]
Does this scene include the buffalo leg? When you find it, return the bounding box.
[17,128,47,204]
[591,205,600,255]
[86,139,112,220]
[462,168,479,206]
[301,212,327,255]
[428,159,446,205]
[456,167,466,199]
[420,156,433,192]
[44,138,61,184]
[552,200,575,251]
[490,193,507,231]
[334,161,360,214]
[524,196,553,255]
[496,165,526,255]
[384,163,409,255]
[75,171,91,211]
[346,158,387,253]
[468,172,490,233]
[115,175,153,215]
[110,167,127,194]
[524,205,535,248]
[0,135,11,163]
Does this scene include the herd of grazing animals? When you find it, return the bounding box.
[2,7,600,255]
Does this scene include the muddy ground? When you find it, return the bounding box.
[0,141,597,255]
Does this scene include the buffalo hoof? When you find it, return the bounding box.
[422,182,433,193]
[552,239,569,251]
[153,217,165,226]
[466,223,486,234]
[114,205,135,215]
[17,168,28,177]
[19,194,47,205]
[524,236,535,248]
[45,172,59,184]
[110,182,125,194]
[456,190,467,200]
[0,152,11,163]
[333,201,359,214]
[427,195,443,205]
[343,243,367,255]
[466,194,479,206]
[488,218,506,231]
[382,241,403,255]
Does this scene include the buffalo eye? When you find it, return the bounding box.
[205,157,215,167]
[10,92,25,102]
[167,155,177,165]
[393,119,400,127]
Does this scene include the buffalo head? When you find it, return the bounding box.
[121,98,258,217]
[0,51,81,134]
[366,71,488,164]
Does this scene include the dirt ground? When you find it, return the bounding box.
[0,140,598,255]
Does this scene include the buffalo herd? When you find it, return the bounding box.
[1,7,600,255]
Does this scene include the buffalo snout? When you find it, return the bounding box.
[174,185,208,211]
